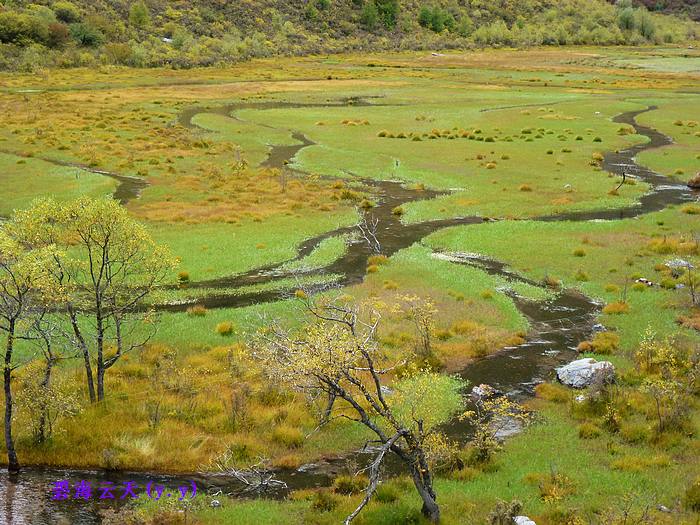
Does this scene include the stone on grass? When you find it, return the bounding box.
[665,258,694,270]
[556,358,615,389]
[514,517,537,525]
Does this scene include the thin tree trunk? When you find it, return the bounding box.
[409,456,440,523]
[37,357,54,444]
[69,307,95,403]
[321,392,336,423]
[96,310,105,402]
[4,321,20,473]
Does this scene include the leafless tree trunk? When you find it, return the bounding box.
[357,213,381,255]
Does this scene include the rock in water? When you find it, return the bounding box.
[514,517,537,525]
[471,383,503,400]
[556,358,615,389]
[687,172,700,189]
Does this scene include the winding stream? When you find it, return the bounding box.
[1,100,697,524]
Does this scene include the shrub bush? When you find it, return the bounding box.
[53,1,81,24]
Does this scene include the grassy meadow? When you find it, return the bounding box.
[0,46,699,524]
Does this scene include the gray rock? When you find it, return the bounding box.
[493,416,524,440]
[514,517,537,525]
[471,383,503,400]
[591,323,606,333]
[666,258,694,270]
[210,500,221,508]
[556,358,615,389]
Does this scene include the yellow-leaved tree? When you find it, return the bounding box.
[0,229,63,473]
[255,293,465,524]
[6,196,176,402]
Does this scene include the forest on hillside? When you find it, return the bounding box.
[0,0,697,71]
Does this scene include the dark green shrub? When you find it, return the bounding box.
[53,2,81,23]
[70,22,104,46]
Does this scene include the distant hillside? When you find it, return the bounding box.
[0,0,697,70]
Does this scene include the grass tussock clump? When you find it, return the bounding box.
[602,301,630,315]
[535,382,569,403]
[543,275,561,289]
[610,454,669,472]
[186,304,208,317]
[574,269,589,281]
[310,490,340,512]
[333,474,368,495]
[215,321,234,336]
[524,470,576,503]
[368,254,389,266]
[578,422,602,439]
[595,331,620,353]
[271,425,304,449]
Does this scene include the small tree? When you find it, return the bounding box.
[394,294,437,363]
[462,386,529,464]
[9,197,175,402]
[255,295,465,523]
[62,198,174,401]
[641,377,681,432]
[0,231,60,473]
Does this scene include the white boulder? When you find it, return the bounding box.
[556,358,615,389]
[514,517,536,525]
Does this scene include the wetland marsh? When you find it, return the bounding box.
[1,47,699,524]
